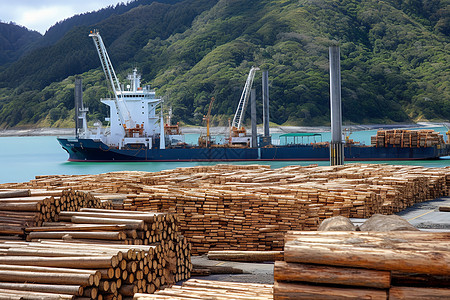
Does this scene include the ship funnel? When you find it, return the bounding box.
[329,45,344,165]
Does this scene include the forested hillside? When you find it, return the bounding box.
[0,22,41,66]
[0,0,448,128]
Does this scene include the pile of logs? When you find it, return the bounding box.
[26,209,180,246]
[274,231,450,299]
[0,209,192,299]
[1,164,449,254]
[370,129,445,147]
[0,241,174,299]
[0,189,111,237]
[133,279,273,299]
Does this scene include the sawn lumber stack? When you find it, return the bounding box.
[133,279,273,299]
[1,164,449,254]
[274,231,450,299]
[370,129,445,147]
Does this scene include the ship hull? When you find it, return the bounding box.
[57,138,450,162]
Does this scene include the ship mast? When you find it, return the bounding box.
[89,30,133,134]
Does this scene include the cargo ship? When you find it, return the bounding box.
[57,31,450,162]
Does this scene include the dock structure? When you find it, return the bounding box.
[329,45,344,166]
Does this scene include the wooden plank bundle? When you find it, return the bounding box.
[0,209,192,298]
[133,279,273,299]
[274,231,450,299]
[0,189,112,237]
[1,164,449,254]
[370,129,445,148]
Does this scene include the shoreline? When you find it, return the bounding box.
[0,122,446,137]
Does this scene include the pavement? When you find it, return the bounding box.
[190,255,275,284]
[397,196,450,231]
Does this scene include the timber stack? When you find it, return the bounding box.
[0,208,192,298]
[1,164,449,254]
[0,189,111,238]
[274,231,450,299]
[0,241,178,299]
[371,129,445,147]
[133,279,273,299]
[26,208,182,246]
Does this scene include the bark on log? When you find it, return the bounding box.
[0,226,24,236]
[27,231,126,241]
[274,261,391,289]
[284,240,450,275]
[0,288,74,300]
[389,286,450,299]
[391,272,450,287]
[0,256,119,268]
[70,216,144,230]
[60,211,159,223]
[25,224,131,232]
[0,202,41,212]
[284,241,450,275]
[0,190,30,199]
[0,270,95,286]
[0,264,100,277]
[192,265,244,274]
[0,283,83,296]
[273,281,387,300]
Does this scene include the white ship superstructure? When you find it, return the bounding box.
[100,68,162,148]
[77,30,179,149]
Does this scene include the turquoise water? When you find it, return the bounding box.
[0,127,449,184]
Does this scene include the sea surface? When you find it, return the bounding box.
[0,126,449,184]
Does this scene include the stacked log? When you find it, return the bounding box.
[274,231,450,299]
[24,209,192,283]
[0,209,192,298]
[0,189,112,237]
[133,279,273,299]
[0,241,167,299]
[1,164,449,254]
[370,129,445,147]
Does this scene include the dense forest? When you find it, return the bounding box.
[0,22,41,65]
[0,0,448,128]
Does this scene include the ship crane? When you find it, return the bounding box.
[231,66,259,137]
[198,97,215,147]
[89,30,133,135]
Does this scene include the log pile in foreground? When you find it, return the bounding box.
[1,164,449,254]
[0,241,169,299]
[133,279,273,299]
[274,231,450,299]
[0,209,192,299]
[0,189,112,237]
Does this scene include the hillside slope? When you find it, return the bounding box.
[0,22,41,66]
[0,0,448,128]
